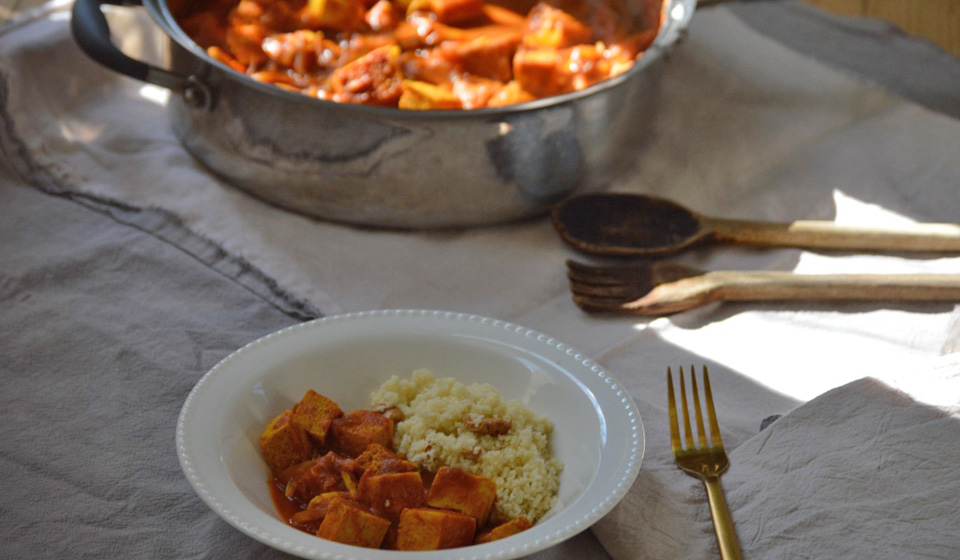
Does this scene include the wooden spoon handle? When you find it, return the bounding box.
[712,272,960,302]
[708,218,960,252]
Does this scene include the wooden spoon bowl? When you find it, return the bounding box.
[552,193,960,257]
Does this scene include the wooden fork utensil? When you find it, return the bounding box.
[567,260,960,315]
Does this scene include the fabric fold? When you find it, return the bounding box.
[595,370,960,559]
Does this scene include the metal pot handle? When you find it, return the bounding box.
[70,0,210,109]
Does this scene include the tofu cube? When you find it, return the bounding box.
[426,466,497,526]
[316,499,391,549]
[448,34,521,82]
[512,48,566,98]
[475,516,532,543]
[353,443,419,476]
[291,389,343,447]
[260,410,313,473]
[395,507,476,550]
[522,4,593,48]
[331,409,394,457]
[399,80,462,110]
[290,491,351,527]
[514,45,610,98]
[358,471,425,520]
[486,80,535,107]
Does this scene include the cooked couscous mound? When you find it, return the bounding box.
[371,369,562,524]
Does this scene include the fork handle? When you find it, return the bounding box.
[710,272,960,303]
[703,476,743,560]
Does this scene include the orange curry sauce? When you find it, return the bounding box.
[267,468,440,532]
[260,390,531,550]
[171,0,663,108]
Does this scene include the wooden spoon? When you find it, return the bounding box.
[552,193,960,257]
[567,260,960,315]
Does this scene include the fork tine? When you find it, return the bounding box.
[566,260,619,284]
[667,367,681,454]
[571,295,630,314]
[566,259,643,279]
[690,365,708,449]
[566,260,655,289]
[568,281,643,300]
[567,264,648,290]
[679,367,695,450]
[703,365,724,448]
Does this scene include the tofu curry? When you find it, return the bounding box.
[260,389,533,549]
[172,0,664,109]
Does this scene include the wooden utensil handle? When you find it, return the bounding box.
[712,272,960,302]
[710,218,960,252]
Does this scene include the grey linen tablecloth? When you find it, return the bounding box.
[0,166,303,557]
[0,153,609,558]
[3,1,960,559]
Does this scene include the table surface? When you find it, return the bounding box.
[2,1,960,559]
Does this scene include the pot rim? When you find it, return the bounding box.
[145,0,697,119]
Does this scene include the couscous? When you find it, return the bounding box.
[371,369,562,524]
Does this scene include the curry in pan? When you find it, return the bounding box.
[174,0,663,109]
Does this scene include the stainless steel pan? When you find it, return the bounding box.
[71,0,696,229]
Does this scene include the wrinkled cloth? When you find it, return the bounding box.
[595,361,960,559]
[3,1,960,559]
[0,163,303,558]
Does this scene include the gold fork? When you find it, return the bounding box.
[668,365,743,559]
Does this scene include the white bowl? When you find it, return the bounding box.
[176,309,644,560]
